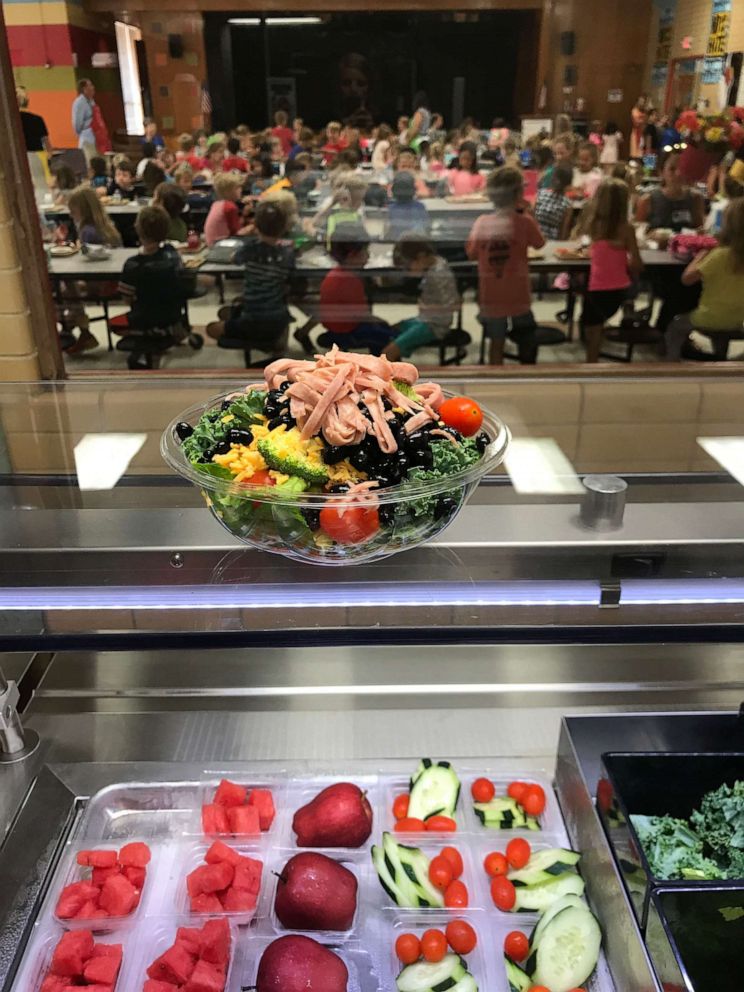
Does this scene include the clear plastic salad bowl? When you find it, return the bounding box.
[162,388,510,566]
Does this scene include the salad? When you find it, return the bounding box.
[167,348,504,562]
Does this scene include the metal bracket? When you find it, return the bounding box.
[0,674,39,762]
[599,580,622,609]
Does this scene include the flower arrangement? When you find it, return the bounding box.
[675,108,744,151]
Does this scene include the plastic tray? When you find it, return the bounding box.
[241,935,382,992]
[266,848,365,939]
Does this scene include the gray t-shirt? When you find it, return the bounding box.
[419,256,459,338]
[647,187,698,232]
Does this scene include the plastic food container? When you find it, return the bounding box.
[368,839,482,914]
[20,930,129,992]
[129,918,240,992]
[241,936,382,992]
[190,776,285,840]
[386,912,491,990]
[267,849,364,939]
[462,770,564,835]
[52,842,154,930]
[496,917,614,992]
[170,842,266,924]
[383,772,467,837]
[161,389,510,566]
[287,775,382,851]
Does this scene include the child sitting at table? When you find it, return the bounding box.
[312,173,368,246]
[107,160,137,200]
[580,178,642,362]
[466,166,546,365]
[382,234,459,361]
[665,198,744,359]
[205,201,295,362]
[50,163,77,206]
[386,172,430,239]
[136,141,157,179]
[88,156,109,191]
[195,143,226,183]
[112,206,185,339]
[69,187,121,247]
[393,147,431,198]
[534,163,574,240]
[153,183,188,242]
[322,121,345,164]
[176,133,204,171]
[204,173,252,246]
[142,161,167,196]
[447,141,485,197]
[319,222,395,355]
[223,136,248,173]
[572,142,603,198]
[249,155,275,195]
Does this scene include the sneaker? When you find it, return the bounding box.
[206,322,224,340]
[64,333,99,355]
[293,327,314,356]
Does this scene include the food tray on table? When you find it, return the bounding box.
[9,761,615,992]
[597,752,744,931]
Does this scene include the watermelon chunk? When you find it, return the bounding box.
[91,943,123,964]
[92,866,121,886]
[201,804,230,835]
[144,981,179,992]
[182,959,226,992]
[83,953,121,985]
[118,841,151,867]
[123,865,146,889]
[74,899,100,920]
[55,881,100,919]
[147,944,196,985]
[40,976,67,992]
[187,862,234,898]
[73,986,111,992]
[248,789,275,831]
[175,927,203,956]
[99,872,137,916]
[50,930,94,978]
[226,805,260,835]
[221,887,257,912]
[213,779,247,808]
[190,893,223,914]
[77,849,118,868]
[198,919,231,968]
[232,857,262,894]
[204,841,242,867]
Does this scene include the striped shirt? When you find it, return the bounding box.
[234,237,295,322]
[534,189,571,240]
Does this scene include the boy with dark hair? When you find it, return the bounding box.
[387,171,430,239]
[107,160,137,200]
[319,222,394,354]
[206,201,295,359]
[223,136,248,173]
[88,155,109,190]
[112,206,185,335]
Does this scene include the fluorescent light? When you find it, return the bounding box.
[503,437,584,495]
[228,16,321,25]
[697,437,744,486]
[74,433,146,490]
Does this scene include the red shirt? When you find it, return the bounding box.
[222,155,248,173]
[466,211,545,318]
[183,153,206,171]
[320,267,369,333]
[271,126,295,157]
[322,141,344,162]
[204,200,241,247]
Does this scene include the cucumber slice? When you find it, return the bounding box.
[409,757,434,790]
[398,842,445,908]
[513,872,585,913]
[526,816,541,831]
[532,904,601,992]
[529,894,588,949]
[371,842,407,906]
[408,764,461,821]
[448,974,478,992]
[508,848,580,886]
[504,958,531,992]
[473,797,527,829]
[396,953,466,991]
[383,832,425,907]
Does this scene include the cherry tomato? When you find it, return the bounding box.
[395,933,421,965]
[428,855,454,891]
[439,396,484,437]
[490,875,516,911]
[445,919,477,955]
[440,846,464,879]
[394,817,427,833]
[507,781,529,802]
[242,468,275,487]
[421,929,448,963]
[319,505,380,545]
[444,879,469,908]
[506,837,532,870]
[597,777,614,813]
[504,930,529,961]
[567,989,587,992]
[522,785,546,817]
[471,777,495,802]
[527,987,551,992]
[425,815,457,832]
[484,851,508,877]
[392,794,410,820]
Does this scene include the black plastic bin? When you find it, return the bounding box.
[598,752,744,930]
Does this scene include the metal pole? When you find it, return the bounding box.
[0,667,31,757]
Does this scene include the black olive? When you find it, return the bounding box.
[301,507,321,530]
[228,428,253,445]
[410,448,433,469]
[199,448,215,463]
[267,416,287,430]
[434,495,459,521]
[475,431,489,453]
[279,380,291,392]
[378,503,396,526]
[357,402,373,421]
[328,484,350,493]
[406,430,427,448]
[175,421,194,441]
[264,404,280,419]
[388,421,405,445]
[322,445,348,465]
[221,399,233,411]
[395,452,410,475]
[349,448,370,471]
[214,439,232,455]
[374,473,394,488]
[382,397,394,411]
[268,388,286,404]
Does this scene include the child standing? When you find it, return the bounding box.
[572,142,603,197]
[319,222,394,355]
[465,166,546,364]
[600,122,623,172]
[206,201,295,360]
[447,141,485,196]
[581,178,642,362]
[534,163,574,240]
[666,199,744,359]
[271,110,295,158]
[204,173,251,246]
[371,124,393,172]
[383,234,459,361]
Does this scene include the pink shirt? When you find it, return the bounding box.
[589,240,631,291]
[204,200,241,247]
[466,211,545,318]
[448,170,486,196]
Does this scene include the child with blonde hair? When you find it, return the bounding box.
[204,173,251,246]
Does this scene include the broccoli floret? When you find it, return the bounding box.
[274,475,309,495]
[257,428,329,485]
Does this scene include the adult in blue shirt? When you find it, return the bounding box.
[72,78,97,161]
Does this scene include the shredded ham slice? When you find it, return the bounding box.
[430,428,460,444]
[405,410,433,435]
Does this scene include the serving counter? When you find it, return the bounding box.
[3,371,744,992]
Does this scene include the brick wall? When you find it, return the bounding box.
[138,12,208,141]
